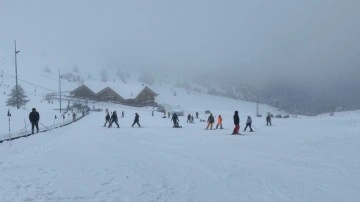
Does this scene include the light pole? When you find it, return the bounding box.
[59,70,62,113]
[14,40,20,109]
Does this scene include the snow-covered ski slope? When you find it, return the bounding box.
[1,82,360,201]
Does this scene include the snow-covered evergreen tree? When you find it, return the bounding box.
[6,84,29,108]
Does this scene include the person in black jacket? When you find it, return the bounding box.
[206,114,215,130]
[266,114,272,126]
[132,113,141,127]
[232,111,240,134]
[171,113,179,128]
[108,111,119,128]
[104,112,110,127]
[29,108,40,134]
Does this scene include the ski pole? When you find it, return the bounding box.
[39,121,51,131]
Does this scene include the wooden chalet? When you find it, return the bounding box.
[95,87,125,103]
[69,84,96,99]
[133,86,158,106]
[70,83,158,106]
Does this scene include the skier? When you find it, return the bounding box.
[215,115,223,129]
[108,111,119,128]
[232,111,240,134]
[195,112,199,119]
[104,112,110,127]
[132,113,141,127]
[187,114,191,123]
[72,112,76,122]
[206,114,215,130]
[121,111,124,118]
[190,115,194,123]
[244,116,253,132]
[266,114,272,126]
[29,108,40,134]
[171,113,180,128]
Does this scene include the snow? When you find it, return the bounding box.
[1,78,360,201]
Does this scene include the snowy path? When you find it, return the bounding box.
[0,112,359,202]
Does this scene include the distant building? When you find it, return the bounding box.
[95,87,125,103]
[133,86,158,106]
[69,83,158,106]
[69,84,96,99]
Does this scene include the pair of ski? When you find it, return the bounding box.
[229,131,255,135]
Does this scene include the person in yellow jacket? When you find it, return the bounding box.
[215,115,223,129]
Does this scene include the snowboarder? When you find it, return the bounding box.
[266,114,272,126]
[132,113,141,127]
[29,108,40,134]
[215,115,223,129]
[244,116,253,132]
[104,112,110,127]
[171,113,180,128]
[232,111,240,134]
[108,111,119,128]
[206,114,215,130]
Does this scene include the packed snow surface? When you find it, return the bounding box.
[0,106,359,201]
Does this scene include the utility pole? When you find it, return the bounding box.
[14,40,20,109]
[59,70,62,113]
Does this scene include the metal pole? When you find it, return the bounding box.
[59,70,62,113]
[8,117,11,135]
[15,40,19,109]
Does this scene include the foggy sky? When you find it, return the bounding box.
[1,0,359,90]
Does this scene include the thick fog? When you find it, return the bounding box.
[1,0,359,115]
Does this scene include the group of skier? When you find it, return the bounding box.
[104,109,141,128]
[231,111,254,134]
[102,108,273,133]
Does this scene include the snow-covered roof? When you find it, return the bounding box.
[82,81,147,99]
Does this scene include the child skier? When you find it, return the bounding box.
[104,112,110,127]
[244,116,253,132]
[215,115,223,129]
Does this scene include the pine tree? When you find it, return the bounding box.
[6,84,29,108]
